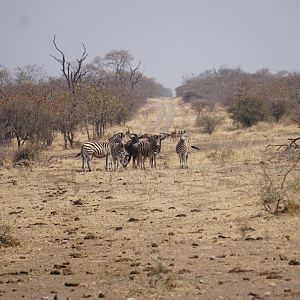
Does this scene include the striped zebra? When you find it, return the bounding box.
[77,132,125,172]
[176,133,188,169]
[137,134,167,170]
[108,139,130,171]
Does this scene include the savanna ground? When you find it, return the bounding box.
[1,98,300,300]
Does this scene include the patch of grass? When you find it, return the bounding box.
[0,225,19,247]
[207,148,236,166]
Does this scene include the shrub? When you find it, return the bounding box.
[196,113,224,134]
[228,97,270,127]
[0,225,19,247]
[270,99,289,122]
[13,143,41,164]
[259,152,300,215]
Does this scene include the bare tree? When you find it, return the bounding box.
[51,35,88,94]
[14,64,46,85]
[129,60,143,90]
[104,49,143,90]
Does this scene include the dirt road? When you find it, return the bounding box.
[1,98,300,300]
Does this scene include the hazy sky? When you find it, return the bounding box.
[1,0,300,90]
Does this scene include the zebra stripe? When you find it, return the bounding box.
[109,141,130,171]
[176,133,188,169]
[136,134,167,169]
[79,132,125,171]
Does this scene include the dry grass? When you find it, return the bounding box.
[0,98,300,299]
[0,225,19,247]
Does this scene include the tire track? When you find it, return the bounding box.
[147,98,175,134]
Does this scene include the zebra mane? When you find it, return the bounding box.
[108,132,125,143]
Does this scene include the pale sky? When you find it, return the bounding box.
[1,0,300,90]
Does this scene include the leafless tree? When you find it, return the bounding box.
[51,35,88,94]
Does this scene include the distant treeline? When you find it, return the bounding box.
[176,67,300,126]
[0,48,172,148]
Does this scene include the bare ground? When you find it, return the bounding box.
[1,98,300,300]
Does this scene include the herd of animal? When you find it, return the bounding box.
[76,130,199,171]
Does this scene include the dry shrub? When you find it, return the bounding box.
[0,225,19,247]
[259,150,300,215]
[196,112,224,134]
[13,143,41,164]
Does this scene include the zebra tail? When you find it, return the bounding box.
[191,145,200,151]
[75,152,82,157]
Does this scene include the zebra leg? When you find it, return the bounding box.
[185,154,188,169]
[87,156,92,172]
[153,155,157,169]
[82,155,85,171]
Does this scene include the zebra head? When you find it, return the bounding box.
[179,131,187,141]
[108,132,125,145]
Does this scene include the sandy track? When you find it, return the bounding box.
[127,98,175,134]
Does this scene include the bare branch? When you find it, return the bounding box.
[51,35,88,93]
[130,60,143,90]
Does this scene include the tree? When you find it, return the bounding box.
[104,49,143,91]
[51,35,88,94]
[0,98,53,148]
[228,97,270,127]
[196,112,224,134]
[14,65,46,85]
[51,35,88,147]
[270,99,288,122]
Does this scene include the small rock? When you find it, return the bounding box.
[175,214,186,217]
[151,243,158,248]
[64,282,79,287]
[72,199,83,206]
[84,233,97,240]
[128,217,139,222]
[98,292,105,298]
[50,270,61,275]
[289,259,300,265]
[69,253,82,258]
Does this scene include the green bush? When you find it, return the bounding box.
[228,97,270,127]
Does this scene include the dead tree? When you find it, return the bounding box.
[51,35,88,148]
[129,60,143,90]
[51,35,88,94]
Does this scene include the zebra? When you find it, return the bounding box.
[136,134,167,170]
[108,139,130,171]
[148,134,167,168]
[176,133,188,169]
[77,132,125,172]
[124,133,142,168]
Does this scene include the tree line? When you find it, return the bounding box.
[176,67,300,127]
[0,38,172,149]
